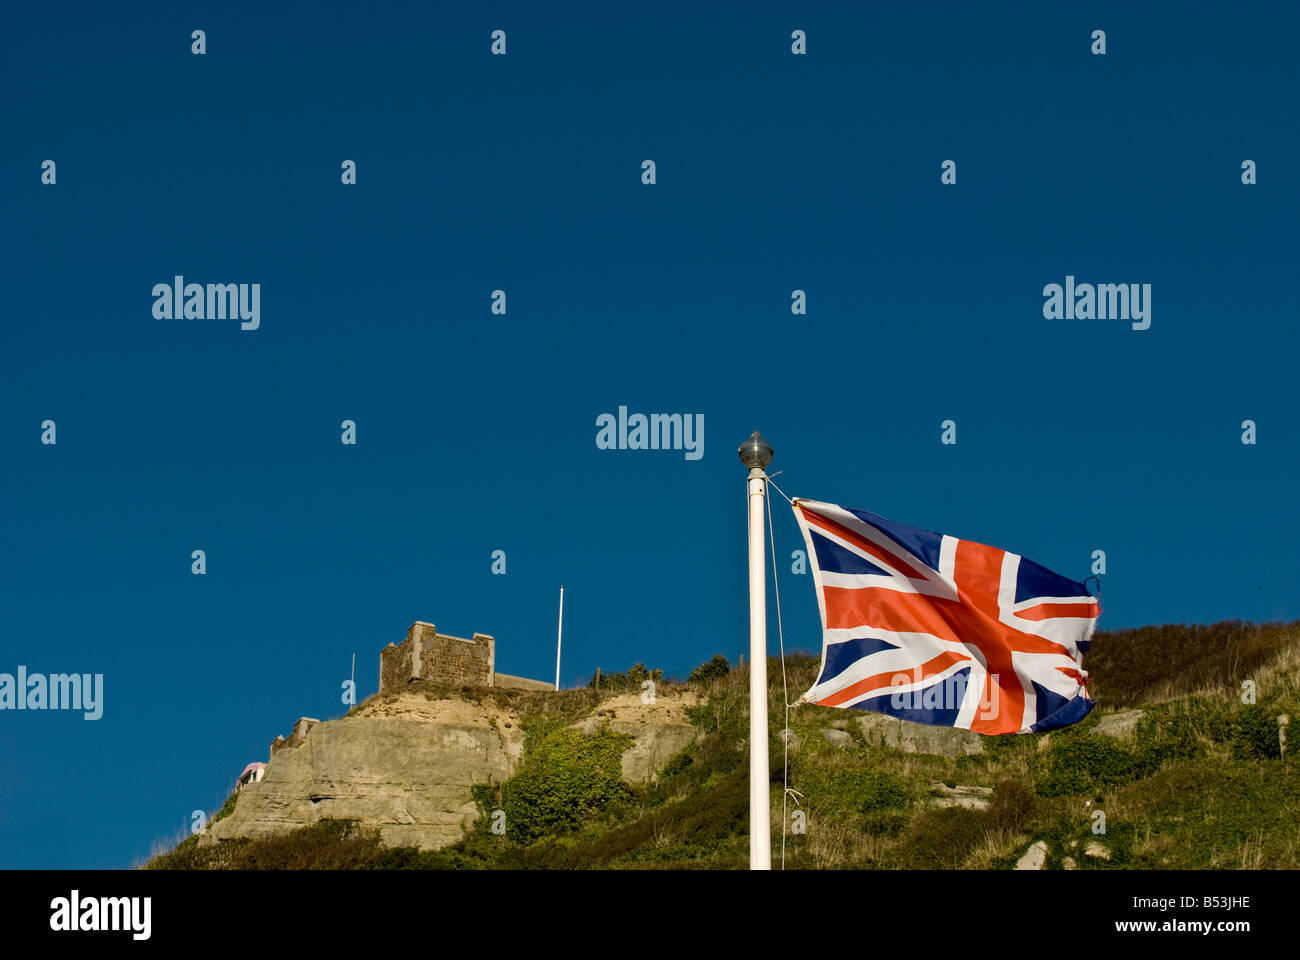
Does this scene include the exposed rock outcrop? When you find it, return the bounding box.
[204,694,526,851]
[927,782,993,810]
[1093,710,1145,740]
[204,688,701,852]
[858,712,984,757]
[570,691,699,784]
[1015,840,1048,870]
[1085,840,1111,860]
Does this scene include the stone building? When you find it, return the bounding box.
[379,621,553,694]
[266,621,552,761]
[270,717,319,758]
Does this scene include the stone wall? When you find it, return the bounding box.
[378,622,494,694]
[418,629,493,687]
[379,632,419,694]
[269,717,319,758]
[495,673,555,692]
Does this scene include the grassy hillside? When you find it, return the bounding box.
[147,620,1300,870]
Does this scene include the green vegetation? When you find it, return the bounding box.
[687,655,731,685]
[146,623,1300,869]
[210,790,239,826]
[494,726,636,843]
[586,662,663,692]
[1084,619,1293,706]
[147,819,422,870]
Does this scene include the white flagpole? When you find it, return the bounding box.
[554,585,564,691]
[740,430,773,870]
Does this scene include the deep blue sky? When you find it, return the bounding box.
[2,3,1297,868]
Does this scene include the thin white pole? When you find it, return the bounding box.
[746,465,772,870]
[554,585,565,691]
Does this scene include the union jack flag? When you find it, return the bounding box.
[793,499,1098,734]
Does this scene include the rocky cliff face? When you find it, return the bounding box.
[570,691,700,783]
[204,694,526,851]
[203,687,698,852]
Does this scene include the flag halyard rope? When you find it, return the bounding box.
[766,474,795,506]
[763,471,800,870]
